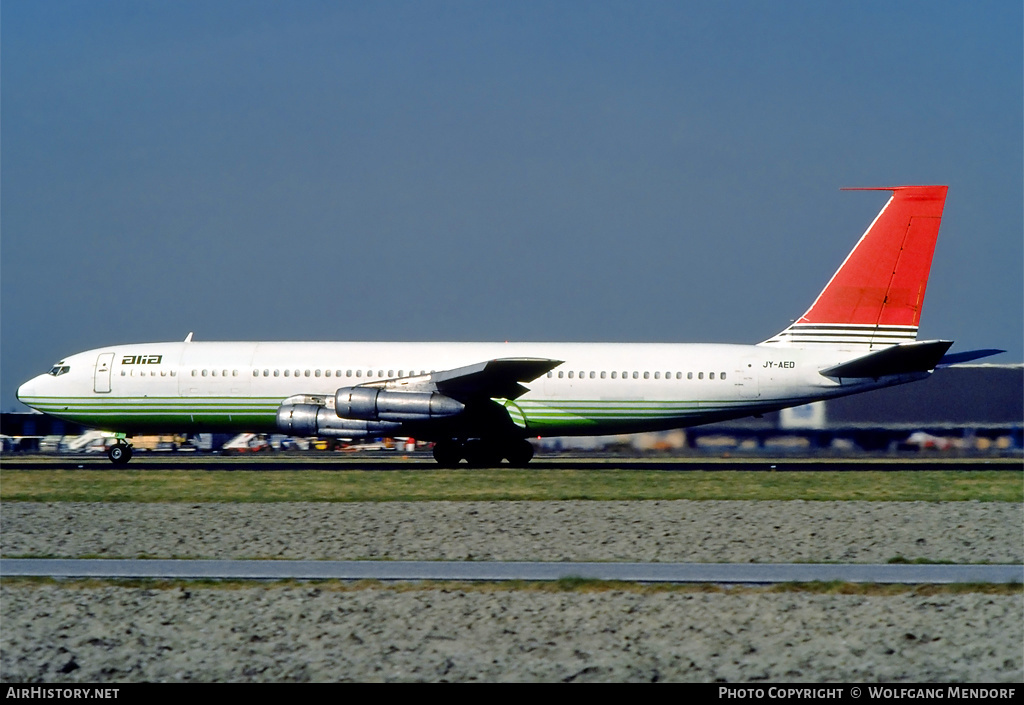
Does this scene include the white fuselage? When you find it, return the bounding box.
[16,340,921,438]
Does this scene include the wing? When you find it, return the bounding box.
[364,357,562,401]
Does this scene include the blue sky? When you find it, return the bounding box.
[2,0,1021,410]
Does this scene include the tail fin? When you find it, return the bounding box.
[762,185,948,349]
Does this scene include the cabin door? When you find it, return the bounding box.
[736,358,760,398]
[94,352,114,393]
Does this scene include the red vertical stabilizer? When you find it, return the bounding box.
[763,185,948,349]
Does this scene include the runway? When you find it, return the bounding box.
[3,453,1021,472]
[3,558,1022,584]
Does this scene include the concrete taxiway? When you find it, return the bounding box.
[3,558,1022,584]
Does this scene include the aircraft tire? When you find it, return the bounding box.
[432,441,462,468]
[504,439,534,467]
[108,444,132,465]
[463,440,502,468]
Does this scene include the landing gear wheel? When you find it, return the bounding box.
[463,440,502,468]
[503,439,535,467]
[432,441,463,468]
[108,443,133,466]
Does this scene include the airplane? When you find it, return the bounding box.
[17,185,1002,466]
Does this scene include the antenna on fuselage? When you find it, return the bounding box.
[184,332,194,343]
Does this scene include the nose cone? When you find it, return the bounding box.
[17,377,39,408]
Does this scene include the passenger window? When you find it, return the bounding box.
[654,372,660,379]
[611,371,617,379]
[547,372,553,378]
[710,372,715,380]
[388,370,394,377]
[558,371,564,379]
[632,372,638,379]
[721,372,727,380]
[698,372,704,380]
[687,372,693,380]
[643,371,650,379]
[676,372,682,379]
[568,371,574,379]
[315,370,321,377]
[284,370,290,377]
[355,370,362,378]
[600,371,606,379]
[274,370,280,377]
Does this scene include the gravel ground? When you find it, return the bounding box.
[3,500,1022,563]
[2,500,1022,682]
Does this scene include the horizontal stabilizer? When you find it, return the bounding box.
[820,340,953,379]
[937,349,1005,367]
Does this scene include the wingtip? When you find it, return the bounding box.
[937,349,1006,367]
[840,185,948,192]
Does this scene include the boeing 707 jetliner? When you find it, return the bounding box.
[17,186,1000,466]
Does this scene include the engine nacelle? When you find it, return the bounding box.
[276,403,401,438]
[334,387,465,421]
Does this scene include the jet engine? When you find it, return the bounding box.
[334,387,465,421]
[275,403,401,438]
[275,387,465,438]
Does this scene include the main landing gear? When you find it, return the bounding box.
[108,441,133,466]
[432,438,535,468]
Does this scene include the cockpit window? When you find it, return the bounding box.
[48,365,71,377]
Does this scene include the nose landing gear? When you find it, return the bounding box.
[108,441,133,465]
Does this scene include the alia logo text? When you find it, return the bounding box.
[121,355,163,365]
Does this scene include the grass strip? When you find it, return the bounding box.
[1,469,1020,502]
